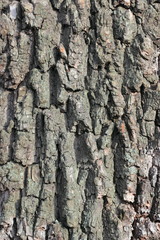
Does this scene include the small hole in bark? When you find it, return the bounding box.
[98,65,102,71]
[105,62,111,72]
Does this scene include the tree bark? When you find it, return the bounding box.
[0,0,160,239]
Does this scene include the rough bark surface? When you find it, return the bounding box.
[0,0,160,239]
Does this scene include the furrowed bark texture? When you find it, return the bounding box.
[0,0,160,239]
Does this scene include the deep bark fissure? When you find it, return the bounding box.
[1,0,160,239]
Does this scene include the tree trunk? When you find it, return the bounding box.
[0,0,160,239]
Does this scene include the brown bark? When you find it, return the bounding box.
[0,0,160,239]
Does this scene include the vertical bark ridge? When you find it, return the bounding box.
[0,0,160,239]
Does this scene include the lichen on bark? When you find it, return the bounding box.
[0,0,160,239]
